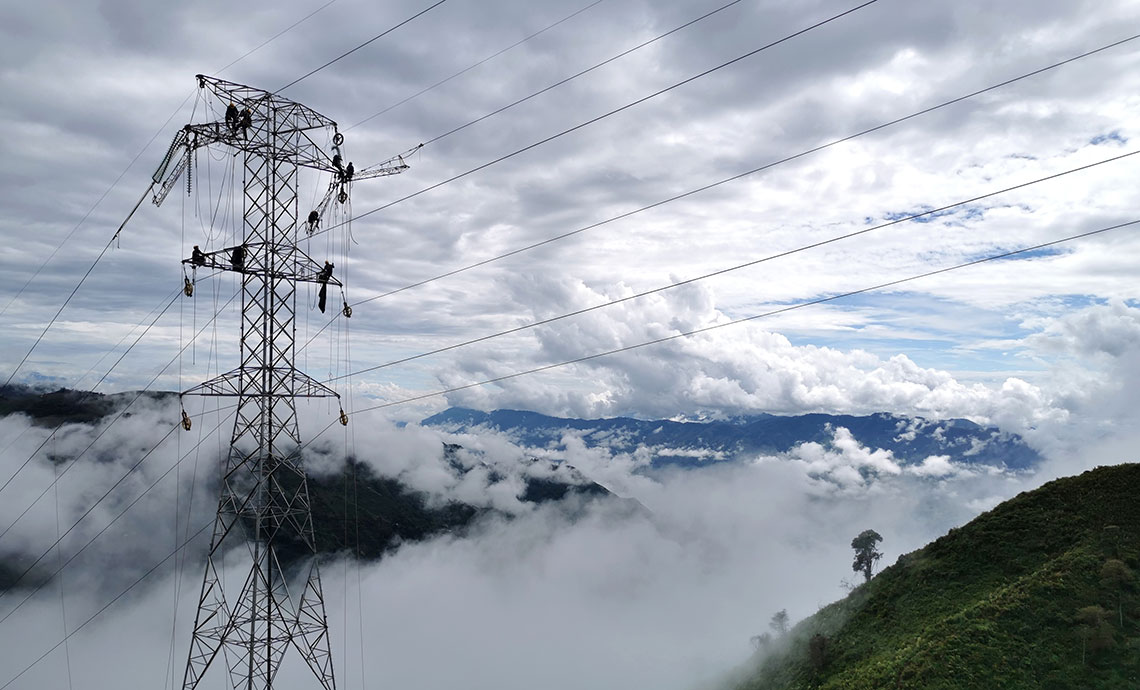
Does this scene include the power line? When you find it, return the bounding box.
[0,520,213,690]
[0,289,180,499]
[321,149,1140,383]
[0,280,236,534]
[349,0,612,130]
[339,219,1138,415]
[0,409,234,626]
[4,220,1130,676]
[0,422,181,604]
[6,0,433,388]
[2,0,345,320]
[216,0,342,76]
[400,0,747,145]
[296,31,1140,350]
[0,93,193,318]
[8,148,1130,603]
[277,0,452,93]
[1,186,154,389]
[316,0,880,237]
[0,282,180,463]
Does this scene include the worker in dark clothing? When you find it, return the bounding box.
[344,162,354,182]
[230,244,245,272]
[332,154,343,176]
[225,102,239,132]
[316,261,334,313]
[191,245,206,267]
[239,108,252,138]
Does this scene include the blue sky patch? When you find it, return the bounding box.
[1090,131,1127,146]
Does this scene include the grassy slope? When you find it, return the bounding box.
[740,464,1140,690]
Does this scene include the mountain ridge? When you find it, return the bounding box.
[423,407,1040,469]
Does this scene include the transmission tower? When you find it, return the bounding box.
[152,75,409,690]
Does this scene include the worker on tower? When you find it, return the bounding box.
[239,107,252,138]
[191,245,206,267]
[231,244,246,272]
[225,102,239,132]
[316,261,334,313]
[344,162,354,182]
[332,154,343,176]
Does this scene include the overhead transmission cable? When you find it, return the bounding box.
[315,0,881,238]
[277,0,452,92]
[4,145,1131,605]
[0,283,182,463]
[2,4,1130,661]
[0,0,450,543]
[3,24,1138,681]
[215,0,342,75]
[353,0,748,139]
[5,218,1133,690]
[328,28,1138,238]
[349,0,612,129]
[0,410,235,623]
[341,220,1138,416]
[0,521,213,690]
[0,421,182,607]
[7,27,1135,567]
[297,31,1140,350]
[0,0,357,382]
[0,288,181,498]
[0,94,192,318]
[3,0,342,317]
[0,282,236,540]
[1,186,155,389]
[321,149,1140,383]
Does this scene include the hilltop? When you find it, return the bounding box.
[736,463,1140,689]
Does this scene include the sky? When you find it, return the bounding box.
[1,0,1139,438]
[2,0,1140,688]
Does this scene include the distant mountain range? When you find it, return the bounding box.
[422,408,1041,470]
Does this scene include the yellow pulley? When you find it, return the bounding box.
[339,408,349,426]
[184,277,194,297]
[181,409,192,431]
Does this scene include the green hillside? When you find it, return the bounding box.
[738,464,1140,690]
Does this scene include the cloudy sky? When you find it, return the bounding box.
[2,0,1140,687]
[2,0,1139,439]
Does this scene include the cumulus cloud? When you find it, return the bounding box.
[440,276,1075,436]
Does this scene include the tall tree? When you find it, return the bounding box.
[770,609,790,636]
[851,529,883,582]
[1075,605,1114,665]
[1100,559,1133,627]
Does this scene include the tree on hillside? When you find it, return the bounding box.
[1074,605,1114,665]
[851,529,883,582]
[1100,558,1133,627]
[770,609,789,636]
[808,634,829,672]
[750,633,772,653]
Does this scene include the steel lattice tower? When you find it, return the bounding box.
[152,75,409,690]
